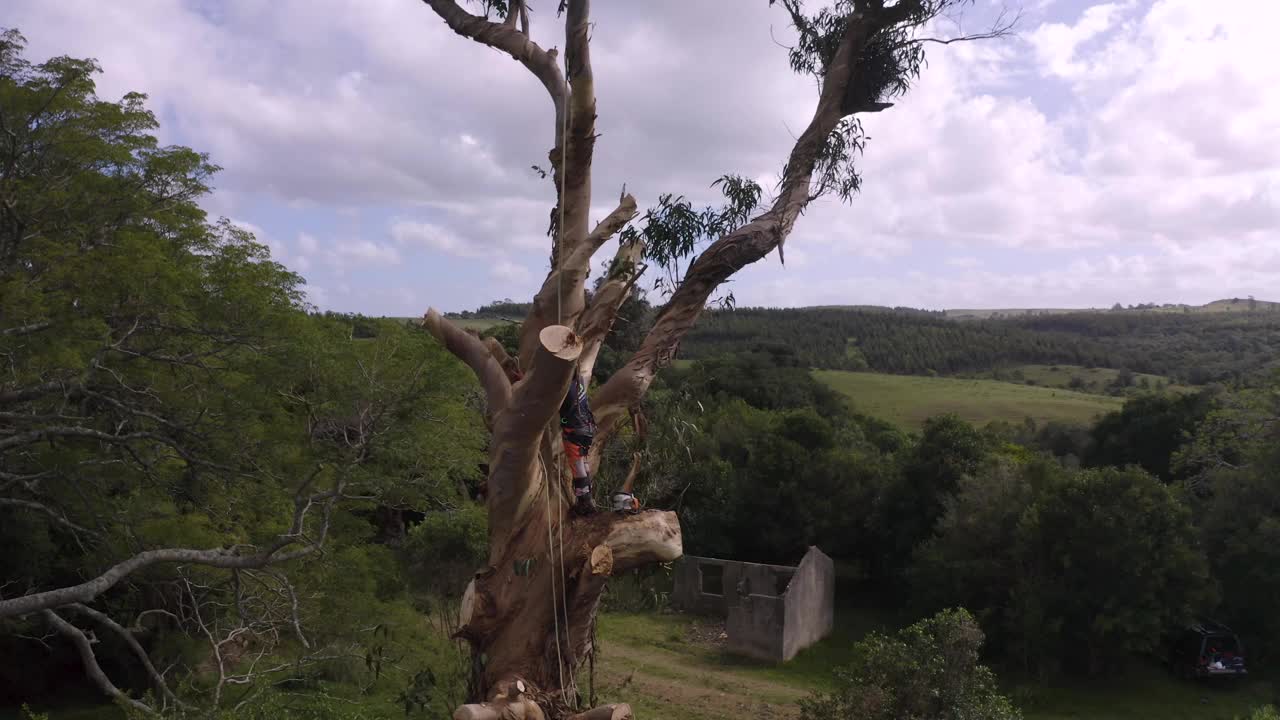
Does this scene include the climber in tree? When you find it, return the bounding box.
[560,369,597,515]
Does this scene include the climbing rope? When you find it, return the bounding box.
[542,453,566,698]
[547,81,579,709]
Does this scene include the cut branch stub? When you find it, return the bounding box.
[598,509,682,572]
[589,544,613,577]
[538,325,583,362]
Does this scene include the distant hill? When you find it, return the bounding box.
[679,305,1280,386]
[944,298,1280,319]
[944,307,1103,319]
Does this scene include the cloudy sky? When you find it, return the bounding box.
[10,0,1278,313]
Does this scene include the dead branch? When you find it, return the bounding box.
[0,497,100,539]
[1,320,52,336]
[68,603,191,711]
[0,466,339,620]
[0,379,70,406]
[43,609,157,716]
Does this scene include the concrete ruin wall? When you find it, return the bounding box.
[781,547,835,660]
[671,546,834,662]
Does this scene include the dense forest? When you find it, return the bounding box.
[678,307,1280,384]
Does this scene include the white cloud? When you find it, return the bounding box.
[1028,2,1130,79]
[306,285,328,308]
[10,0,1278,312]
[230,218,288,261]
[391,220,476,257]
[326,240,401,267]
[491,259,532,283]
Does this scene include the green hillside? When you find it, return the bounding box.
[815,370,1123,430]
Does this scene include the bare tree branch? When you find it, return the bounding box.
[577,240,644,384]
[0,379,69,406]
[421,0,567,144]
[0,497,100,538]
[1,320,52,336]
[0,425,168,452]
[513,0,602,369]
[591,9,881,435]
[566,193,638,269]
[68,603,192,711]
[2,545,318,620]
[0,467,338,619]
[422,308,512,423]
[43,609,157,716]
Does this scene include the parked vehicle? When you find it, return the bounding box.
[1168,619,1247,680]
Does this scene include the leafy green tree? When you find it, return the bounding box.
[1182,381,1280,657]
[799,608,1021,720]
[1085,391,1216,481]
[1014,467,1212,674]
[874,414,990,580]
[910,456,1065,658]
[0,31,481,713]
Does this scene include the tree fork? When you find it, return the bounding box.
[417,0,1010,716]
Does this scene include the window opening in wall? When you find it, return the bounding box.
[775,570,794,596]
[700,563,724,596]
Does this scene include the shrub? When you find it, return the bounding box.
[798,608,1021,720]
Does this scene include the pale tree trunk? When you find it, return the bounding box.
[418,0,954,716]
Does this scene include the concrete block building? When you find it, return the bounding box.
[670,546,835,662]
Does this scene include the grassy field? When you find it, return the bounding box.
[814,370,1123,430]
[594,611,1274,720]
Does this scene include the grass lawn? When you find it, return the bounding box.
[814,370,1123,430]
[1016,666,1273,720]
[593,610,1274,720]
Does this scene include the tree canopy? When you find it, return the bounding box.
[1,29,483,715]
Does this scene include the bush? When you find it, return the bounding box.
[798,608,1021,720]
